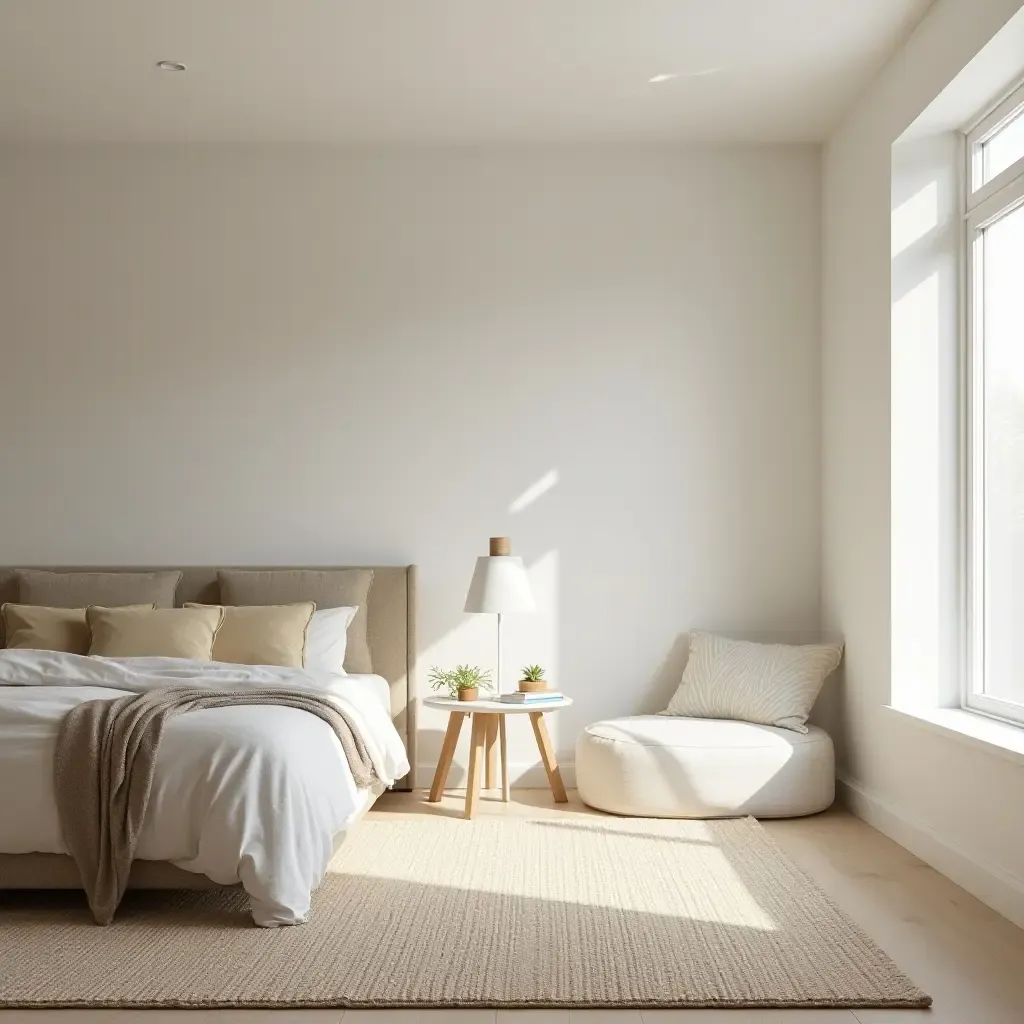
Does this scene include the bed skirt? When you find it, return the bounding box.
[0,781,383,890]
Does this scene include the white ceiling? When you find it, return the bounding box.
[0,0,935,144]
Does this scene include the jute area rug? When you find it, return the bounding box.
[0,815,929,1009]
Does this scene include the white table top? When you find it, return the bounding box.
[424,695,572,715]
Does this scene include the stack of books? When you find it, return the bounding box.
[498,690,563,704]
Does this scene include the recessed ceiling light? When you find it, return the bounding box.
[648,73,678,84]
[156,61,187,72]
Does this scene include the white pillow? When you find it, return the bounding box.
[661,630,843,733]
[303,606,358,674]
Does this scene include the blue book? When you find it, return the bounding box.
[498,691,563,704]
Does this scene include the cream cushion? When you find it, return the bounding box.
[576,716,834,819]
[185,602,314,667]
[663,631,843,733]
[88,606,224,660]
[2,603,153,654]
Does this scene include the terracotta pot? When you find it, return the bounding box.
[519,679,548,693]
[457,687,479,702]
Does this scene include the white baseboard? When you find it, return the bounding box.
[414,761,576,790]
[838,777,1024,931]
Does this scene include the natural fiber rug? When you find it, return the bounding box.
[0,815,929,1009]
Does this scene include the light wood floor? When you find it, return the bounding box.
[3,789,1023,1023]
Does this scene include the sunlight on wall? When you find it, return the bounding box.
[890,132,960,712]
[891,271,941,707]
[891,180,938,258]
[415,548,560,782]
[509,469,559,514]
[526,548,559,751]
[415,460,563,782]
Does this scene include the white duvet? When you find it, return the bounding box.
[0,649,409,926]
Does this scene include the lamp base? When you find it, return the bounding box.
[496,611,503,697]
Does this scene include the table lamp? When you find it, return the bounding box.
[464,537,536,695]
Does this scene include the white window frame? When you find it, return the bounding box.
[962,78,1024,728]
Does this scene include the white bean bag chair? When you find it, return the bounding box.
[576,716,834,819]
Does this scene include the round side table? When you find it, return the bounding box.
[423,695,573,819]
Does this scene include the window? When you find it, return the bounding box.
[964,80,1024,726]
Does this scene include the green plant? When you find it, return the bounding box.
[429,664,493,699]
[520,664,546,682]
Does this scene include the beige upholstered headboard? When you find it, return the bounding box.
[0,565,417,791]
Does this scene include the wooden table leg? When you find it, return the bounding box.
[498,715,510,802]
[485,715,498,789]
[529,711,568,803]
[428,711,466,803]
[465,714,487,819]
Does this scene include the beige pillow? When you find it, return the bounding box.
[661,631,843,733]
[218,569,373,673]
[185,602,315,667]
[2,603,153,655]
[18,569,181,609]
[87,606,224,660]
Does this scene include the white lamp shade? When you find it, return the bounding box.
[464,556,536,613]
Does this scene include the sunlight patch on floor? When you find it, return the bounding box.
[332,817,778,932]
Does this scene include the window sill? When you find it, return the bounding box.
[885,704,1024,766]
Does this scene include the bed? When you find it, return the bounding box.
[0,564,417,925]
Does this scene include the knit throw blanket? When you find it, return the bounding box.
[55,686,376,925]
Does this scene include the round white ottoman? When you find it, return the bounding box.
[576,716,834,818]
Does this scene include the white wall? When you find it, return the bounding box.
[0,145,822,783]
[823,0,1024,924]
[890,131,960,712]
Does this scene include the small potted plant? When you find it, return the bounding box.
[429,664,493,702]
[519,664,548,693]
